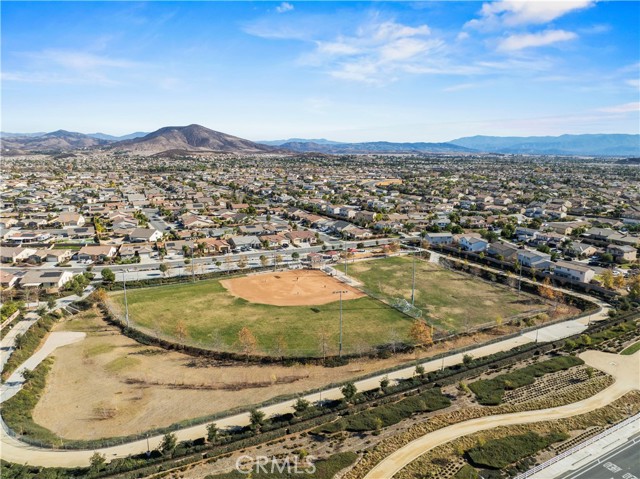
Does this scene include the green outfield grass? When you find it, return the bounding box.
[109,279,412,357]
[338,256,547,332]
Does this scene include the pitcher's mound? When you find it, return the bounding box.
[220,270,364,306]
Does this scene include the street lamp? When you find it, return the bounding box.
[333,290,348,357]
[122,269,130,328]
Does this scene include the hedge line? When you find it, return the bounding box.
[202,452,358,479]
[2,358,61,445]
[313,388,450,434]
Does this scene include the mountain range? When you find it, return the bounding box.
[1,126,638,157]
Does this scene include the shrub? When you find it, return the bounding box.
[467,432,568,469]
[468,356,584,405]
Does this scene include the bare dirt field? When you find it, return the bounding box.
[32,308,514,440]
[220,269,364,306]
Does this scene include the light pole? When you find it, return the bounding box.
[411,248,417,306]
[191,244,196,283]
[333,290,348,357]
[122,269,130,328]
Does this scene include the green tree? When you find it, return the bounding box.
[101,268,115,283]
[159,432,177,456]
[341,382,357,403]
[415,364,426,378]
[159,263,169,277]
[291,251,300,260]
[293,398,310,416]
[463,354,474,366]
[89,452,106,472]
[206,423,219,442]
[379,375,390,390]
[249,409,266,431]
[47,297,57,310]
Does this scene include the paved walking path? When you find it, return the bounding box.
[0,331,86,403]
[363,350,640,479]
[0,267,614,469]
[0,312,39,371]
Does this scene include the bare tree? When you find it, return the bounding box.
[238,326,258,362]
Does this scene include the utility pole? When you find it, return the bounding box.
[122,269,130,328]
[333,290,348,357]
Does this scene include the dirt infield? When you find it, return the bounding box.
[220,269,365,306]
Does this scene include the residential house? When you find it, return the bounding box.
[119,243,155,260]
[424,232,454,245]
[0,271,18,289]
[606,245,637,263]
[515,227,539,242]
[0,246,37,263]
[54,212,86,227]
[198,238,231,255]
[459,235,489,252]
[567,242,598,258]
[517,250,552,269]
[487,242,519,262]
[285,230,317,246]
[552,261,595,283]
[229,235,261,250]
[19,270,75,292]
[261,234,290,248]
[45,249,74,263]
[77,245,117,262]
[128,228,162,243]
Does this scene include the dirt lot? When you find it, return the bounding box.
[32,308,515,440]
[220,269,364,306]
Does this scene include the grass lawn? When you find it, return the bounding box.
[109,279,412,357]
[338,256,547,332]
[621,340,640,355]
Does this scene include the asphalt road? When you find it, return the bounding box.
[558,433,640,479]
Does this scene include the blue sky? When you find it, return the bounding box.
[2,1,639,141]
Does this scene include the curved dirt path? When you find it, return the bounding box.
[363,350,640,479]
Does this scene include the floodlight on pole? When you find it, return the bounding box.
[333,290,349,357]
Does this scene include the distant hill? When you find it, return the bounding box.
[449,134,640,156]
[88,132,149,141]
[111,124,276,155]
[279,141,475,154]
[1,130,112,154]
[0,131,47,138]
[258,138,344,146]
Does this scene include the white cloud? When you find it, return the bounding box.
[626,79,640,89]
[303,19,445,84]
[498,30,577,51]
[28,49,140,71]
[5,49,145,86]
[275,2,294,14]
[467,0,595,30]
[442,82,479,92]
[597,102,640,113]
